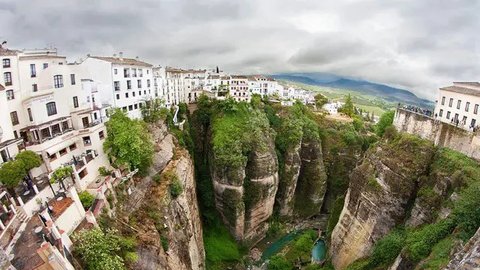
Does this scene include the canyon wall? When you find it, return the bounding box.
[330,134,434,269]
[394,108,480,160]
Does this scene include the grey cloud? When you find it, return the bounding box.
[0,0,478,100]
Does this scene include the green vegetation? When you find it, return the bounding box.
[0,150,42,197]
[416,236,455,269]
[314,93,328,108]
[140,98,169,123]
[169,178,183,198]
[73,228,137,270]
[79,191,95,210]
[104,109,154,175]
[285,229,317,262]
[98,166,112,177]
[326,196,344,237]
[338,94,355,117]
[268,255,292,270]
[203,219,242,270]
[50,166,74,191]
[375,110,395,136]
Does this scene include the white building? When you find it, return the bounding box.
[248,75,278,97]
[230,75,250,102]
[323,101,343,114]
[0,46,111,217]
[434,82,480,130]
[80,53,154,119]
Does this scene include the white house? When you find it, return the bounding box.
[434,82,480,130]
[80,53,154,119]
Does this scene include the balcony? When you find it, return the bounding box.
[21,117,73,147]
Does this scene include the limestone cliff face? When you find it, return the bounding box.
[123,122,205,270]
[444,227,480,269]
[293,136,328,218]
[330,135,434,269]
[134,153,205,270]
[211,129,279,244]
[276,141,302,217]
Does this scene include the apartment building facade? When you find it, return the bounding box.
[434,82,480,130]
[80,54,154,119]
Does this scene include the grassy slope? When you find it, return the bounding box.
[279,80,397,115]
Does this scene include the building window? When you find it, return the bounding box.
[127,80,131,89]
[116,94,120,100]
[99,130,105,140]
[441,96,445,105]
[83,136,92,146]
[114,81,120,91]
[32,84,38,92]
[147,79,150,87]
[147,70,149,74]
[30,64,36,77]
[139,69,143,77]
[139,91,141,96]
[73,96,79,108]
[449,98,453,107]
[2,59,10,68]
[70,74,76,85]
[128,105,133,111]
[10,111,19,125]
[43,63,48,69]
[4,72,12,86]
[457,100,461,109]
[114,69,118,75]
[124,68,129,78]
[132,69,137,77]
[134,104,138,109]
[125,92,129,98]
[475,104,479,114]
[53,75,63,88]
[27,108,33,121]
[466,102,470,112]
[446,111,451,119]
[137,79,142,88]
[48,153,57,162]
[439,109,443,117]
[122,107,127,112]
[59,148,67,156]
[471,119,476,128]
[6,89,14,100]
[46,102,57,116]
[69,143,77,151]
[132,91,136,97]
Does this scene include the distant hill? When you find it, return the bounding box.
[272,73,433,108]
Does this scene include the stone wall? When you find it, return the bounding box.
[393,108,480,160]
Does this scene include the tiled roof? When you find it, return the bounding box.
[18,55,65,60]
[90,56,153,67]
[0,47,19,56]
[453,82,480,87]
[440,85,480,97]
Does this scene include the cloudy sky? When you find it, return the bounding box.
[1,0,479,99]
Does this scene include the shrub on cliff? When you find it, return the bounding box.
[104,109,154,175]
[375,110,395,137]
[268,255,292,270]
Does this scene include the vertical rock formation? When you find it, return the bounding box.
[294,136,328,218]
[444,227,480,269]
[330,135,434,269]
[211,130,279,244]
[276,141,302,217]
[134,151,205,270]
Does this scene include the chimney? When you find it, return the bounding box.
[113,53,117,58]
[119,52,123,60]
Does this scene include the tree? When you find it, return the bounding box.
[50,166,73,191]
[375,110,395,137]
[73,228,134,270]
[104,109,154,175]
[79,191,95,210]
[314,93,328,108]
[141,98,169,123]
[340,94,355,117]
[268,255,292,270]
[0,160,27,197]
[15,150,42,178]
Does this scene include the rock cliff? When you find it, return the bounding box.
[330,134,434,269]
[444,227,480,269]
[122,121,205,270]
[210,125,279,244]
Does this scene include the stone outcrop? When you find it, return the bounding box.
[293,136,328,218]
[134,151,205,270]
[444,227,480,270]
[330,135,434,269]
[211,130,279,244]
[276,141,302,217]
[394,108,480,160]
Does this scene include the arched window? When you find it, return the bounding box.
[46,102,57,116]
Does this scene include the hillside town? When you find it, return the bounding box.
[0,45,317,269]
[1,42,480,270]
